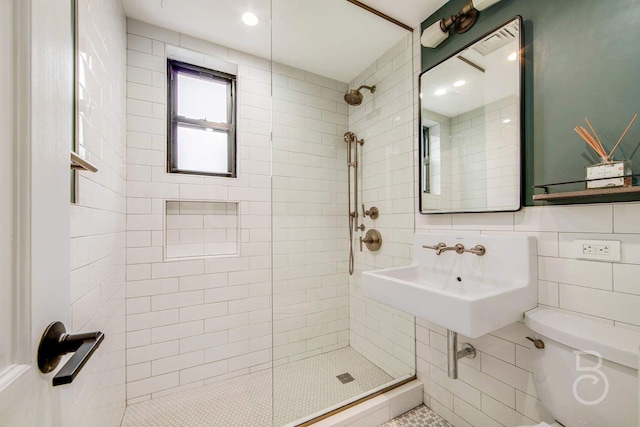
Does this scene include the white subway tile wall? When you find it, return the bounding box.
[125,20,272,403]
[271,63,351,365]
[348,34,417,379]
[413,27,640,427]
[451,97,519,211]
[71,1,127,426]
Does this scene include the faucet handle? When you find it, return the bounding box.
[362,204,379,219]
[463,245,485,256]
[423,242,447,255]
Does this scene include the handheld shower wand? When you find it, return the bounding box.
[345,131,365,275]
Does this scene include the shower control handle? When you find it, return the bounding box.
[362,204,379,219]
[360,229,382,252]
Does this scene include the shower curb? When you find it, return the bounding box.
[310,380,423,427]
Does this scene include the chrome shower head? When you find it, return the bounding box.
[344,85,376,106]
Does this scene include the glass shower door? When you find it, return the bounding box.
[270,1,416,424]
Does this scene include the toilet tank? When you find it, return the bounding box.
[525,308,640,427]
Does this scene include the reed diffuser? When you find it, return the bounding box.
[574,115,636,189]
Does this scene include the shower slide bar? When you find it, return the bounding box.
[345,131,364,275]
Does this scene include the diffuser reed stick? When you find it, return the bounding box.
[585,118,607,159]
[609,114,638,159]
[574,115,638,164]
[574,126,608,160]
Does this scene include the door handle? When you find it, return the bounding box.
[37,321,104,386]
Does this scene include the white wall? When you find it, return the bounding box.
[348,34,416,379]
[413,30,640,427]
[0,0,14,373]
[71,1,127,425]
[271,64,351,365]
[124,20,273,403]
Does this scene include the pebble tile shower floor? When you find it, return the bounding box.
[120,347,397,426]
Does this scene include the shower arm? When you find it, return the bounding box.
[356,84,376,93]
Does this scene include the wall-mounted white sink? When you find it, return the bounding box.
[363,233,537,338]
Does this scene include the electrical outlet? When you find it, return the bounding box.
[575,240,621,262]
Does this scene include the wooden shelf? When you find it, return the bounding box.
[533,186,640,201]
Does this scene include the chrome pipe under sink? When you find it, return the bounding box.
[447,330,476,379]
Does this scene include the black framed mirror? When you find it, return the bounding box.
[419,16,523,214]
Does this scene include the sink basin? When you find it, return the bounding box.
[363,233,537,338]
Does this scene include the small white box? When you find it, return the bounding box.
[585,160,631,189]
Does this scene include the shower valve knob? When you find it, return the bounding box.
[360,229,382,252]
[362,205,379,219]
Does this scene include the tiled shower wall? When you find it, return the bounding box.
[124,20,272,403]
[449,96,519,211]
[71,0,127,425]
[124,17,417,404]
[412,31,640,427]
[271,66,352,366]
[348,34,416,379]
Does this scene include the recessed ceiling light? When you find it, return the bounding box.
[502,118,511,124]
[507,52,517,61]
[434,88,447,96]
[242,12,259,26]
[453,80,466,87]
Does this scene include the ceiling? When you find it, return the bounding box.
[122,0,448,83]
[420,20,520,118]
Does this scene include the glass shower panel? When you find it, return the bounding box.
[271,1,416,425]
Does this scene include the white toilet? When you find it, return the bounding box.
[518,307,640,427]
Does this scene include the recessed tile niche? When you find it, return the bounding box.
[165,201,239,259]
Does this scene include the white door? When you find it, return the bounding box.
[0,0,74,425]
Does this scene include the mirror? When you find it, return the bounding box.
[419,17,522,214]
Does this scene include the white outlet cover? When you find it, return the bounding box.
[575,239,621,262]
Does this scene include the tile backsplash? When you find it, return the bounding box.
[414,203,640,426]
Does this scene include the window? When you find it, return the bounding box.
[167,59,237,177]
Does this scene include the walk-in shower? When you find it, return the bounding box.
[116,1,416,426]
